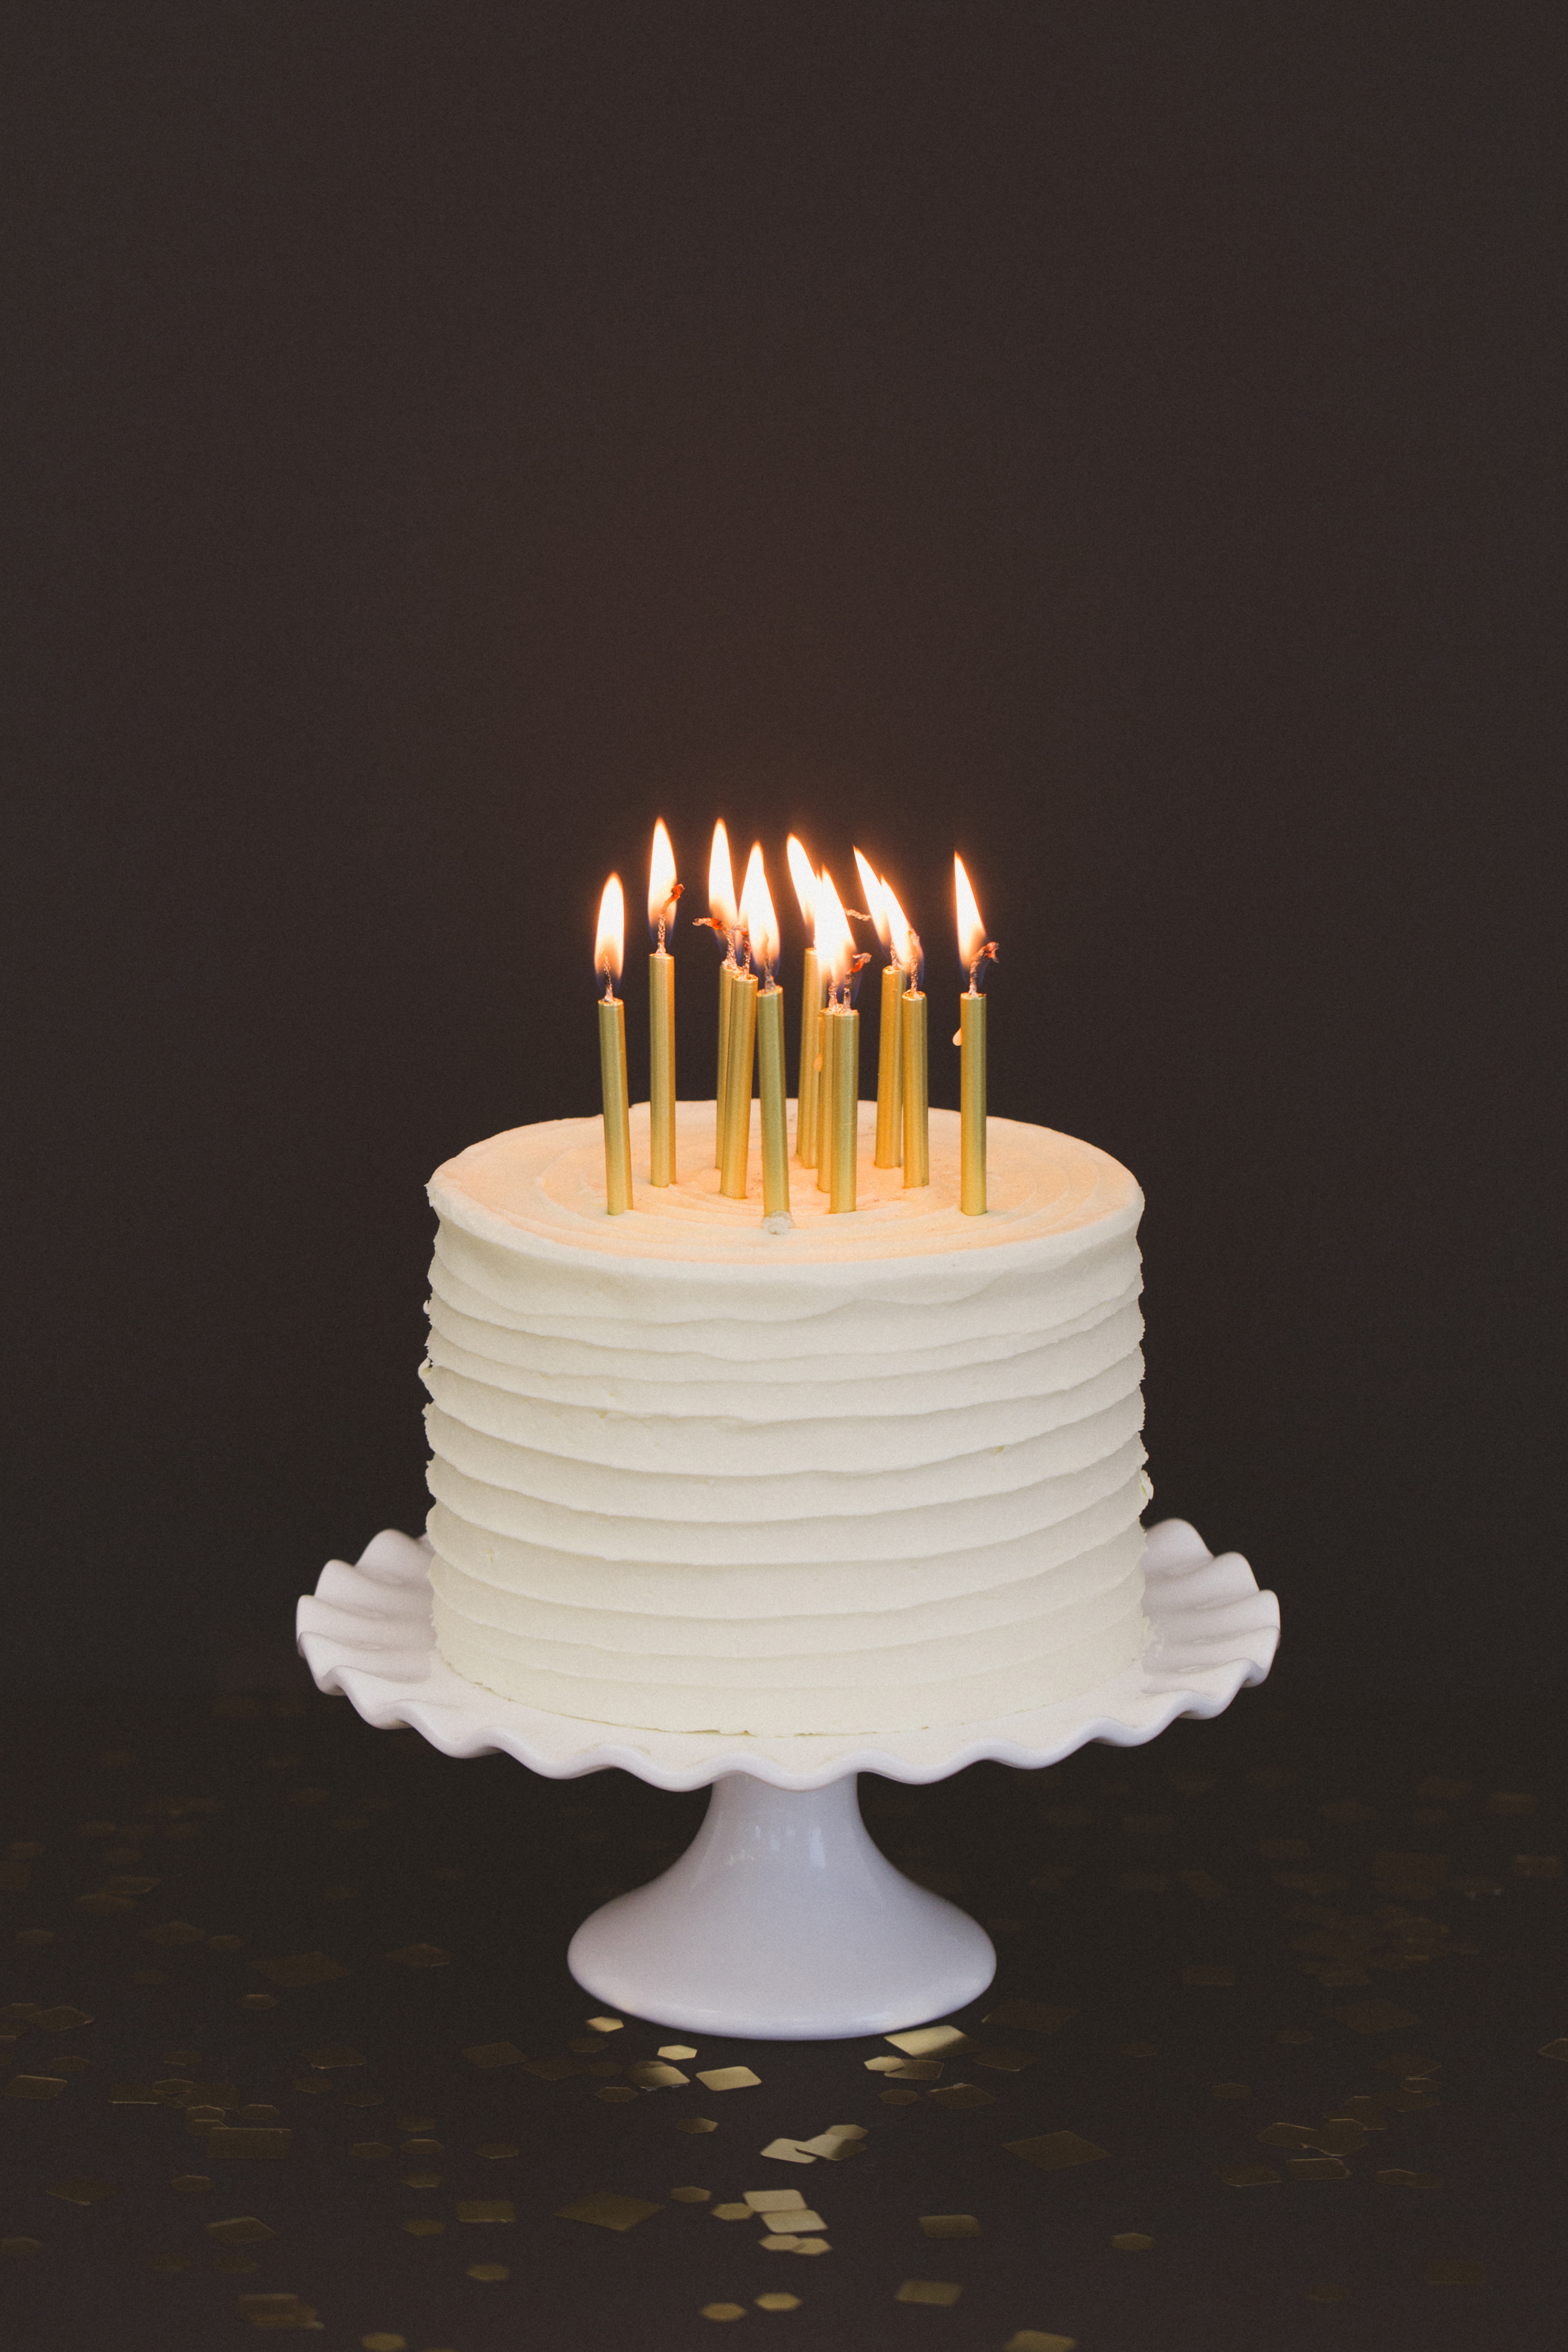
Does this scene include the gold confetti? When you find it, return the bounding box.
[983,2002,1076,2036]
[1111,2232,1152,2251]
[928,2083,994,2110]
[350,2142,392,2159]
[1288,2157,1350,2180]
[759,2138,816,2163]
[46,2178,118,2204]
[659,2044,698,2061]
[1182,1965,1235,1987]
[142,1921,208,1947]
[920,2215,979,2238]
[1258,2124,1316,2148]
[880,2088,920,2106]
[2,2240,42,2258]
[896,2279,962,2305]
[208,2127,291,2160]
[628,2061,690,2089]
[401,2171,441,2189]
[1324,2000,1420,2034]
[701,2307,746,2323]
[5,2076,65,2100]
[402,2218,444,2236]
[172,2174,213,2193]
[584,2016,625,2034]
[713,2203,754,2221]
[477,2140,519,2159]
[670,2187,711,2203]
[208,2218,275,2244]
[745,2191,808,2213]
[1377,2168,1442,2187]
[457,2200,514,2223]
[303,2046,365,2070]
[467,2262,508,2281]
[885,2026,974,2059]
[885,2059,943,2080]
[864,2056,904,2073]
[677,2117,719,2134]
[361,2336,406,2350]
[1487,1792,1536,1816]
[1217,2164,1280,2187]
[1004,2336,1076,2352]
[792,2126,865,2159]
[237,2291,319,2327]
[1539,2039,1568,2063]
[755,2293,801,2311]
[253,1953,348,1988]
[970,2043,1038,2074]
[696,2066,760,2092]
[1004,2132,1109,2171]
[1426,2261,1485,2286]
[385,1944,451,1968]
[518,2052,591,2081]
[596,2085,637,2103]
[34,2006,92,2032]
[555,2193,661,2231]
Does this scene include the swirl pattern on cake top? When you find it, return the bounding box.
[423,1100,1149,1734]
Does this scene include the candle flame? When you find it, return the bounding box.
[955,854,987,979]
[785,834,818,927]
[709,820,738,935]
[740,843,779,981]
[595,874,625,994]
[647,819,679,940]
[881,876,919,978]
[815,866,857,993]
[852,849,890,951]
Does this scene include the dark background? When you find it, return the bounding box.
[7,4,1561,1695]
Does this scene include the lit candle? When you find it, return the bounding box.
[721,845,766,1198]
[786,836,822,1168]
[955,854,994,1216]
[813,868,851,1196]
[708,821,738,1168]
[884,880,928,1188]
[813,868,858,1213]
[595,874,632,1216]
[647,819,680,1187]
[854,847,903,1169]
[745,851,790,1218]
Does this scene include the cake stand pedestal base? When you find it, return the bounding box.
[297,1518,1279,2038]
[566,1769,995,2038]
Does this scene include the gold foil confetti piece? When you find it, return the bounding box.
[254,1953,349,1988]
[758,2138,815,2161]
[76,1893,135,1916]
[1004,2334,1077,2352]
[207,2218,275,2244]
[240,1995,278,2011]
[361,2336,406,2350]
[1182,1965,1236,1987]
[1111,2232,1153,2251]
[696,2066,761,2091]
[701,2306,747,2323]
[881,2087,920,2105]
[172,2174,214,2193]
[2,2238,42,2257]
[456,2200,514,2223]
[1427,2260,1485,2285]
[671,2186,712,2203]
[188,2105,230,2131]
[568,2035,608,2054]
[678,2117,719,2134]
[886,2059,942,2080]
[303,2045,365,2070]
[468,2261,509,2281]
[745,2191,808,2213]
[5,2076,65,2099]
[400,2138,443,2154]
[351,2141,393,2159]
[142,1921,210,1947]
[796,2125,865,2157]
[1324,1999,1420,2034]
[110,1873,164,1895]
[1376,2168,1442,2186]
[401,2217,444,2236]
[885,2025,973,2058]
[385,1944,451,1969]
[792,2240,830,2256]
[216,2255,261,2273]
[1305,2284,1348,2302]
[476,2142,519,2162]
[1487,1791,1537,1816]
[1307,2121,1367,2156]
[629,2061,691,2089]
[148,2252,190,2272]
[401,2171,442,2189]
[596,2085,638,2102]
[162,2048,202,2066]
[920,2215,980,2238]
[896,2279,962,2305]
[1374,2050,1441,2076]
[928,2083,995,2109]
[555,2192,660,2231]
[1120,2042,1159,2059]
[463,2041,526,2070]
[109,2082,161,2104]
[35,2006,93,2032]
[1005,2132,1109,2171]
[584,2016,625,2034]
[1539,2038,1568,2063]
[237,2290,319,2326]
[46,2178,118,2204]
[865,2056,903,2072]
[342,2092,384,2108]
[969,2043,1037,2074]
[206,2128,291,2159]
[1287,2157,1350,2180]
[519,2052,592,2082]
[1329,2096,1388,2129]
[759,2232,804,2250]
[1217,2164,1280,2187]
[1258,2124,1316,2148]
[755,2293,802,2310]
[660,2044,698,2061]
[1513,1854,1563,1877]
[713,2203,754,2221]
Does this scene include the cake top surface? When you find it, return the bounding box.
[429,1102,1140,1278]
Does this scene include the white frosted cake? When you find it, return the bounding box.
[421,1100,1149,1735]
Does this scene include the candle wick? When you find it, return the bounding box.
[602,973,616,1004]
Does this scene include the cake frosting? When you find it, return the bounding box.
[422,1100,1149,1734]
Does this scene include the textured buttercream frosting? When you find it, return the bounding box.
[423,1100,1149,1733]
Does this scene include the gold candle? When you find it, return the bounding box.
[815,1009,833,1194]
[902,984,929,1187]
[795,945,823,1166]
[828,1004,858,1213]
[647,820,679,1186]
[715,956,735,1168]
[959,988,986,1215]
[709,820,738,1167]
[720,967,757,1198]
[756,985,791,1217]
[813,864,853,1198]
[595,875,632,1217]
[874,960,904,1167]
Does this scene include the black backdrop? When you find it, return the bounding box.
[7,5,1561,1697]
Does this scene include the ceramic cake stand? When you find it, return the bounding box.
[296,1520,1278,2040]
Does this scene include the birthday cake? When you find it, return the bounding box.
[421,1099,1149,1735]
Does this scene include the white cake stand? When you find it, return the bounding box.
[296,1519,1277,2039]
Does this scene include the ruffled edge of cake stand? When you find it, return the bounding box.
[295,1519,1279,1791]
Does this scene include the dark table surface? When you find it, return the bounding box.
[2,1663,1562,2352]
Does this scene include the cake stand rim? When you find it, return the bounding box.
[295,1517,1279,1791]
